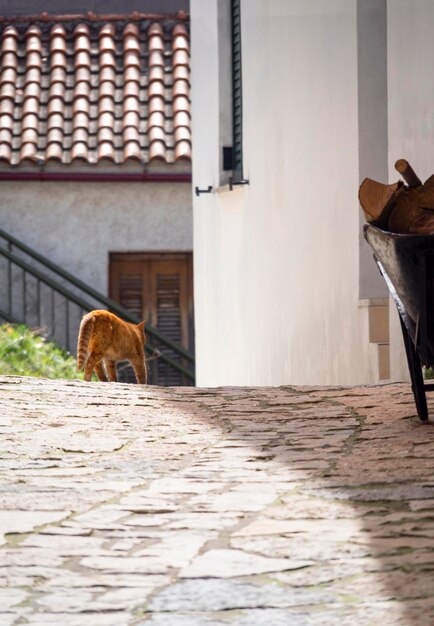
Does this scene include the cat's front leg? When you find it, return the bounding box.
[131,359,147,385]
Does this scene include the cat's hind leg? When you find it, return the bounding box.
[84,351,105,382]
[94,361,108,382]
[105,360,118,382]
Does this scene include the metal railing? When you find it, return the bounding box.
[0,228,195,385]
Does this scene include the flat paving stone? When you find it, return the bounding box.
[1,376,434,625]
[148,578,334,611]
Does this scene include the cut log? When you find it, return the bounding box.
[395,159,422,188]
[358,178,402,227]
[388,175,434,233]
[359,160,434,234]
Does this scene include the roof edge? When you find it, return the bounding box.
[0,10,189,25]
[0,171,192,183]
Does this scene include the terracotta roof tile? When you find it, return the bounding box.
[149,49,165,68]
[27,84,42,99]
[98,96,115,114]
[25,26,42,52]
[50,25,67,52]
[47,112,64,129]
[123,110,140,128]
[173,79,189,98]
[149,80,165,98]
[123,81,139,98]
[23,96,40,114]
[172,48,189,67]
[72,127,88,142]
[149,140,166,161]
[173,95,190,114]
[0,127,12,142]
[149,96,165,114]
[124,66,140,83]
[124,140,142,160]
[149,126,166,142]
[49,66,67,83]
[0,68,16,85]
[47,127,63,143]
[20,142,38,161]
[123,126,140,142]
[71,111,89,129]
[0,142,11,161]
[173,64,189,81]
[46,142,63,161]
[98,141,116,161]
[123,96,140,114]
[173,113,190,141]
[2,51,18,68]
[0,14,190,166]
[174,126,191,142]
[0,112,13,129]
[49,82,65,98]
[148,110,164,128]
[71,142,89,161]
[97,126,113,141]
[0,98,13,115]
[24,67,41,85]
[2,27,18,52]
[175,140,190,160]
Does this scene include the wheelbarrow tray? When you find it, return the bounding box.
[364,224,434,419]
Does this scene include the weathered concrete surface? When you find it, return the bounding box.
[1,376,434,625]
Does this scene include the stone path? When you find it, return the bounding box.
[1,376,434,625]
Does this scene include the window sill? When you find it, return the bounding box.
[195,179,249,197]
[214,178,249,195]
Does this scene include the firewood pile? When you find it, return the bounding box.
[359,159,434,234]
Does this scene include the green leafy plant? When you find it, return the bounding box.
[425,367,434,380]
[0,323,81,380]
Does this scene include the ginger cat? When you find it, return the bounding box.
[77,310,147,384]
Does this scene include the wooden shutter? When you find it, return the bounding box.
[156,273,182,343]
[118,273,143,318]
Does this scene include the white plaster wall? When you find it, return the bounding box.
[192,0,367,386]
[0,182,192,294]
[388,0,434,182]
[387,0,434,381]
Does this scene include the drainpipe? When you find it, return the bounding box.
[0,172,192,183]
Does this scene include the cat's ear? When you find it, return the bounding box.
[137,321,145,334]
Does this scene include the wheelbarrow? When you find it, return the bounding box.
[364,224,434,420]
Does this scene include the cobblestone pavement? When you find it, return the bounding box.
[2,376,434,625]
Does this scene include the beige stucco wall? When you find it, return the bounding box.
[191,0,376,386]
[0,180,192,295]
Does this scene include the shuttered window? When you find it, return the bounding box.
[110,253,194,386]
[118,274,142,318]
[157,274,182,343]
[231,0,243,181]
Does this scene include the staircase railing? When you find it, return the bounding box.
[0,228,195,385]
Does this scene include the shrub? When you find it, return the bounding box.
[0,323,81,380]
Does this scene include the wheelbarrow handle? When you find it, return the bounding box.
[395,159,422,188]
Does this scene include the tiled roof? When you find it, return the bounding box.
[0,13,191,166]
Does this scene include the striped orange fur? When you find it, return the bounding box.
[76,310,147,384]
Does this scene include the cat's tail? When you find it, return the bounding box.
[77,314,94,370]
